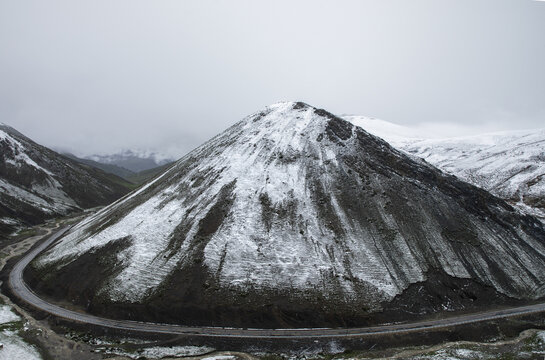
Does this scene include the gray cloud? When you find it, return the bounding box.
[1,0,544,158]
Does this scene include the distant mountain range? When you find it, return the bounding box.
[344,116,545,219]
[63,153,174,186]
[0,123,133,238]
[83,150,175,173]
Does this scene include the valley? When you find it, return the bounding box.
[2,1,544,357]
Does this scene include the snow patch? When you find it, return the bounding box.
[0,217,19,225]
[102,345,214,359]
[0,305,20,324]
[0,130,53,176]
[0,179,74,215]
[0,330,42,360]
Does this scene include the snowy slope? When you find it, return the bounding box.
[31,103,545,328]
[0,123,131,237]
[344,116,545,219]
[399,131,545,218]
[0,127,79,215]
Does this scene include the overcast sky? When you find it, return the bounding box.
[1,0,544,158]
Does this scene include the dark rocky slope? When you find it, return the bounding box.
[28,102,545,328]
[0,123,132,238]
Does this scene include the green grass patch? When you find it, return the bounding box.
[0,320,25,332]
[12,227,39,239]
[495,353,519,360]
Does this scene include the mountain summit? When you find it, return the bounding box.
[30,102,545,327]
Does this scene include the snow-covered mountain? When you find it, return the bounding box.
[0,123,132,238]
[344,116,545,219]
[30,102,545,328]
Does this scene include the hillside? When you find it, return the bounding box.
[62,153,137,182]
[0,123,133,238]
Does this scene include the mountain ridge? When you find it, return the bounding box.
[83,150,175,173]
[0,123,133,238]
[344,116,545,219]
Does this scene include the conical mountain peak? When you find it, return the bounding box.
[218,101,378,167]
[29,103,545,328]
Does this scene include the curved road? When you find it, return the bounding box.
[9,227,545,339]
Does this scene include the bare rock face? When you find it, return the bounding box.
[29,102,545,328]
[0,123,131,237]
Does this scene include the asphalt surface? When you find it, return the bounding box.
[9,227,545,338]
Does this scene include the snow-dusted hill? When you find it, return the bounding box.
[0,123,132,237]
[30,102,545,328]
[344,116,545,219]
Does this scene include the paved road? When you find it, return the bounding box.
[9,227,545,338]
